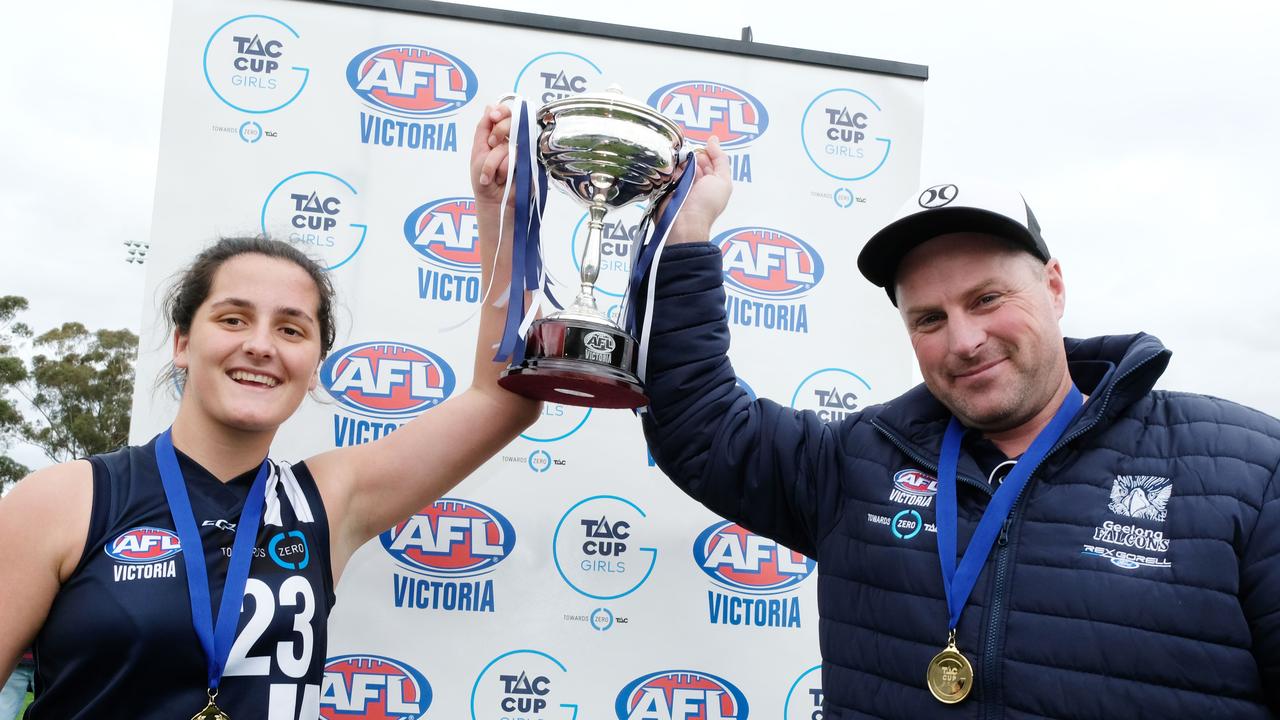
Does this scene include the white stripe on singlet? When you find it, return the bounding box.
[263,461,315,527]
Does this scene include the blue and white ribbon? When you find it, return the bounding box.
[494,96,553,363]
[622,151,698,387]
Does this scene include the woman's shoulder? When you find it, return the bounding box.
[0,459,95,581]
[8,459,94,499]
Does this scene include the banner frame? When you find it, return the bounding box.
[313,0,930,79]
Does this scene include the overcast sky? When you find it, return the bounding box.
[3,0,1278,470]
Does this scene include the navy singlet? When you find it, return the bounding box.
[28,434,335,719]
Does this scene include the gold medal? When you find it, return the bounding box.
[192,688,231,720]
[927,629,974,704]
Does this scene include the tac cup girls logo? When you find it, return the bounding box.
[648,81,769,148]
[783,665,823,720]
[380,498,517,577]
[801,88,893,181]
[203,14,310,113]
[320,342,456,420]
[346,44,478,118]
[791,368,872,423]
[521,402,592,444]
[470,649,579,720]
[321,654,431,719]
[260,171,367,271]
[513,51,604,103]
[553,495,658,600]
[615,670,749,720]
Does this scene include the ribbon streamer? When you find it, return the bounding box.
[623,150,698,386]
[495,97,555,363]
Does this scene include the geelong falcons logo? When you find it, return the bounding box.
[1108,475,1172,522]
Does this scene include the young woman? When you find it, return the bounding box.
[0,105,528,718]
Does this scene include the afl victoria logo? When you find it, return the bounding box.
[320,341,455,419]
[380,498,517,577]
[716,227,823,300]
[648,80,769,148]
[584,332,616,353]
[321,654,432,718]
[346,44,478,118]
[694,520,815,594]
[893,469,937,496]
[404,196,481,272]
[105,527,182,563]
[919,184,958,208]
[616,670,749,720]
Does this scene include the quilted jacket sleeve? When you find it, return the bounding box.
[1242,461,1280,711]
[638,243,846,558]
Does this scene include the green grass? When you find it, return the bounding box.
[21,691,32,714]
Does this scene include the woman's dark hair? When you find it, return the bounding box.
[158,236,337,390]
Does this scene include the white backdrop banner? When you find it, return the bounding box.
[133,1,926,717]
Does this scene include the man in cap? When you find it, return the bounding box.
[639,138,1280,716]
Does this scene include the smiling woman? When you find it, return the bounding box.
[0,106,539,719]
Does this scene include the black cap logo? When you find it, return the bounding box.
[919,184,958,209]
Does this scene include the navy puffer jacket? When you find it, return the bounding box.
[641,244,1280,719]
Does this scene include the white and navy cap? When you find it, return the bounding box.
[857,179,1049,305]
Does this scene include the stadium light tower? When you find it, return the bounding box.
[124,240,150,265]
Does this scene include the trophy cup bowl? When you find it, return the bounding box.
[498,87,685,408]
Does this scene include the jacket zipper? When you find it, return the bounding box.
[870,420,990,495]
[978,351,1164,719]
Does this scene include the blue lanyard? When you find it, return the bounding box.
[936,385,1082,629]
[155,429,270,690]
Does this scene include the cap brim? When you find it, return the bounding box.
[857,207,1043,289]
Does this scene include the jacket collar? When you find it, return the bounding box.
[870,333,1172,481]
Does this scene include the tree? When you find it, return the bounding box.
[0,296,31,495]
[0,296,137,492]
[0,456,30,497]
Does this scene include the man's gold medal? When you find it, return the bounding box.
[927,633,974,704]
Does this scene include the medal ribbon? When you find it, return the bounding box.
[936,385,1082,629]
[156,429,270,690]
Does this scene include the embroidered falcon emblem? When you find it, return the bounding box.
[1108,475,1172,522]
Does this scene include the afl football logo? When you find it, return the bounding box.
[584,332,616,353]
[694,520,815,594]
[380,498,517,577]
[105,527,182,563]
[346,44,478,118]
[648,80,768,148]
[403,196,481,273]
[893,469,937,496]
[616,670,749,720]
[321,654,432,719]
[321,341,455,420]
[716,227,824,300]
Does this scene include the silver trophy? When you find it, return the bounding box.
[498,86,686,409]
